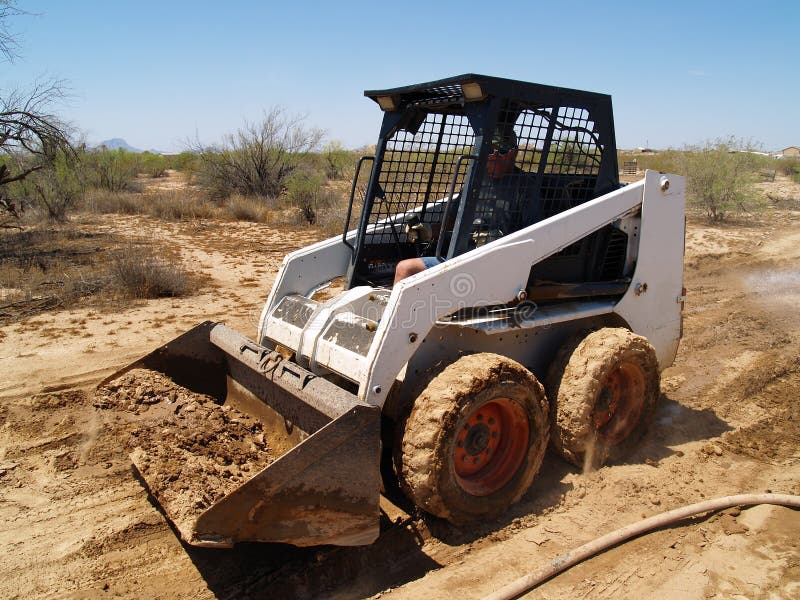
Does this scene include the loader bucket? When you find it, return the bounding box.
[97,321,381,548]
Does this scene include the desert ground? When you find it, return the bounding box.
[1,175,798,599]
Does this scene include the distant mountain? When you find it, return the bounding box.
[96,138,140,152]
[94,138,164,154]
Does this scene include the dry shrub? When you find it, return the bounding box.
[315,202,350,235]
[14,201,54,227]
[315,186,361,236]
[81,188,215,221]
[109,246,191,298]
[0,227,202,323]
[145,190,216,221]
[82,189,144,214]
[0,227,111,322]
[224,195,271,222]
[191,108,323,200]
[263,206,307,227]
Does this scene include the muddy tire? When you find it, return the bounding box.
[395,353,549,524]
[546,328,660,470]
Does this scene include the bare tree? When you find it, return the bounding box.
[190,107,324,200]
[1,82,76,226]
[0,2,75,226]
[0,0,24,62]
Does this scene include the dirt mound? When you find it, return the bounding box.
[96,369,276,538]
[721,361,800,463]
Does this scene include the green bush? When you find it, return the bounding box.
[82,148,141,192]
[10,151,84,222]
[315,192,353,235]
[165,151,199,173]
[776,159,800,183]
[140,152,169,178]
[548,138,601,174]
[285,170,330,224]
[617,150,684,174]
[680,138,761,221]
[323,141,357,180]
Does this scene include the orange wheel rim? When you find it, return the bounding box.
[454,398,529,497]
[593,363,645,445]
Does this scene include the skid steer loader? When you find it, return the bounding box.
[100,74,685,548]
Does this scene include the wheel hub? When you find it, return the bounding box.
[453,398,529,496]
[463,423,490,455]
[593,363,646,445]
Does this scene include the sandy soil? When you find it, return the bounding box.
[1,177,799,599]
[96,369,275,541]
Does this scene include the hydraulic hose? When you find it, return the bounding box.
[485,493,800,600]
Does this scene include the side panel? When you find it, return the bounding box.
[613,171,686,368]
[257,206,444,344]
[257,233,354,343]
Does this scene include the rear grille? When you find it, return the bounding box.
[600,229,628,279]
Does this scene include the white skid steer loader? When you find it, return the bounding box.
[101,74,685,548]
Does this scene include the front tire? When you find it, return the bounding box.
[546,328,660,470]
[395,353,549,524]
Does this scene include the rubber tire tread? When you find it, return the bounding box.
[545,328,660,470]
[395,353,549,524]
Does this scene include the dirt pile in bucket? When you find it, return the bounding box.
[95,368,276,539]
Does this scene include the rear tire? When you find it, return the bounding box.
[395,353,549,524]
[546,328,660,470]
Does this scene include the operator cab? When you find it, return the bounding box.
[343,74,625,297]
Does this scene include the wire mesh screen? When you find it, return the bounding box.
[469,108,549,247]
[547,107,602,173]
[541,106,602,219]
[366,113,475,245]
[468,104,604,254]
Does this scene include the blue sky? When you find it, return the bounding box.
[5,0,799,152]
